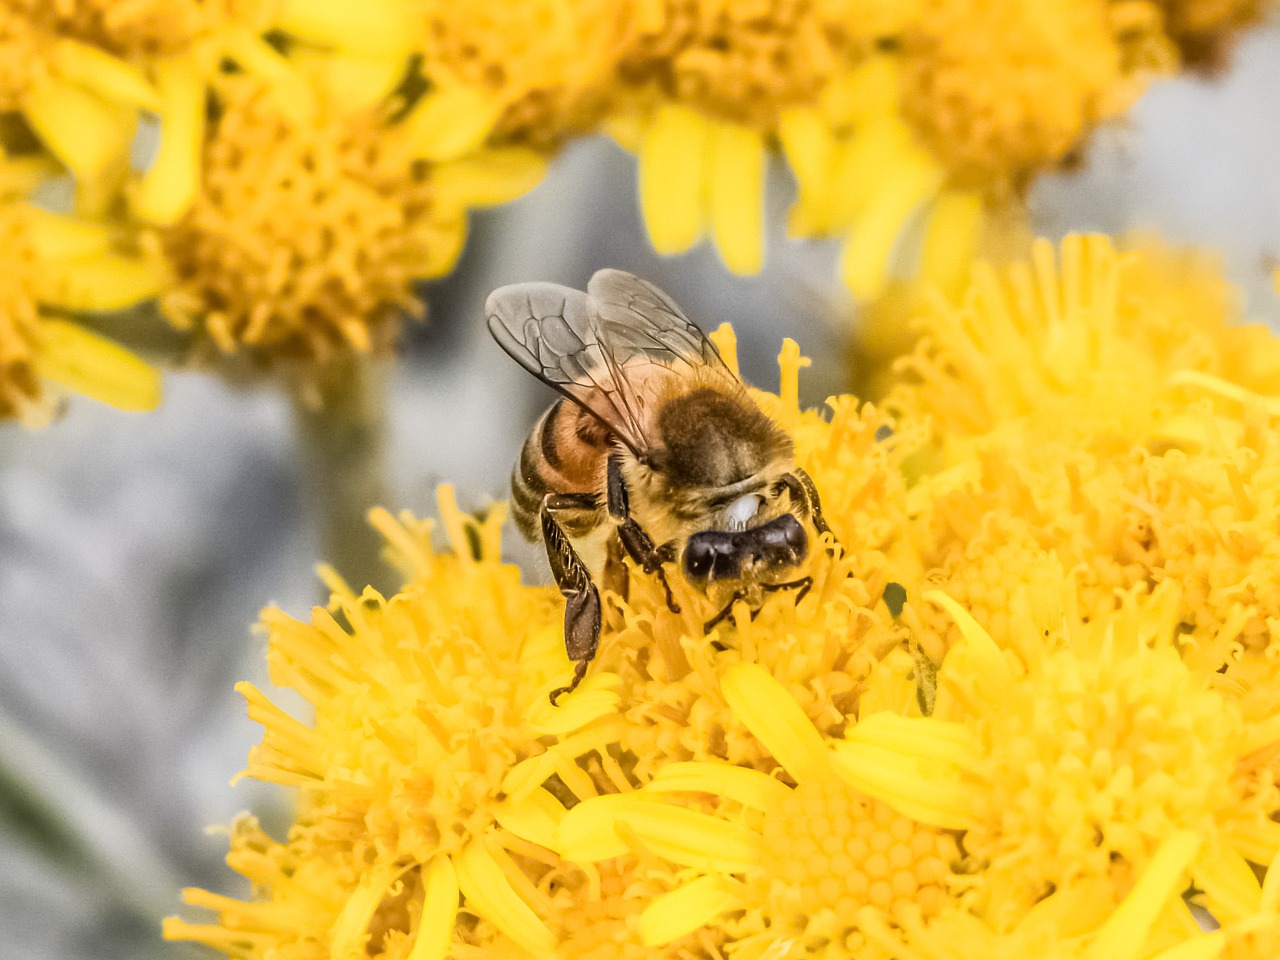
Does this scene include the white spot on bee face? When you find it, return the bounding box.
[724,493,762,530]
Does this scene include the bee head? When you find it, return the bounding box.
[684,514,808,584]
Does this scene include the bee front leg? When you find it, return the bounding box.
[606,455,681,614]
[541,493,602,705]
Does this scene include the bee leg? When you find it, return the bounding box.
[762,576,813,604]
[607,455,681,614]
[541,493,603,705]
[781,469,840,555]
[704,592,746,633]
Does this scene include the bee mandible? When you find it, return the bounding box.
[487,270,836,703]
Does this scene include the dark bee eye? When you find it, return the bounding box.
[684,536,716,580]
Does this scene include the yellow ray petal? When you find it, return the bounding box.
[1086,830,1202,960]
[221,30,316,125]
[919,190,982,299]
[638,875,743,947]
[708,323,739,377]
[846,712,980,768]
[292,49,405,113]
[431,148,548,213]
[454,838,556,956]
[492,788,566,852]
[1194,840,1262,922]
[403,86,505,163]
[830,741,975,830]
[131,56,203,225]
[407,857,458,960]
[528,674,620,735]
[720,662,830,784]
[25,77,137,181]
[51,39,161,112]
[924,590,1017,692]
[708,120,765,275]
[1262,845,1280,912]
[23,207,112,260]
[277,0,419,56]
[779,107,835,236]
[34,250,167,312]
[639,102,709,255]
[33,319,162,413]
[1146,934,1225,960]
[330,862,409,960]
[557,793,762,873]
[645,761,792,811]
[840,154,943,301]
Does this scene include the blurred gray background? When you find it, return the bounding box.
[3,24,1280,960]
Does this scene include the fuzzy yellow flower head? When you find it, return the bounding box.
[168,493,627,959]
[170,236,1280,960]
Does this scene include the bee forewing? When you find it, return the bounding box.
[486,271,737,456]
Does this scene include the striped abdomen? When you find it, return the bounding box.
[511,398,611,541]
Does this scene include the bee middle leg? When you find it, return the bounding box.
[540,492,603,705]
[606,455,680,614]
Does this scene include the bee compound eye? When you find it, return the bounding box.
[683,535,716,581]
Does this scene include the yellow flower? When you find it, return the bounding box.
[0,156,164,423]
[920,588,1280,929]
[157,69,542,364]
[557,662,963,959]
[408,0,635,154]
[167,490,625,959]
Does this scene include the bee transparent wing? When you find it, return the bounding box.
[585,269,731,373]
[486,271,734,456]
[486,280,650,451]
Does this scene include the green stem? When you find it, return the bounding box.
[290,349,396,595]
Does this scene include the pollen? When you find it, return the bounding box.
[760,777,957,924]
[159,74,437,363]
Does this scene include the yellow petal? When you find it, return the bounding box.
[25,76,137,180]
[708,323,739,377]
[639,102,709,255]
[1146,935,1225,960]
[1262,844,1280,912]
[33,319,161,413]
[277,0,419,56]
[405,216,468,280]
[831,740,975,830]
[1086,830,1202,960]
[403,86,504,162]
[0,154,61,198]
[638,876,742,947]
[720,662,830,784]
[35,250,167,311]
[330,862,409,960]
[528,674,620,735]
[131,57,203,225]
[23,207,113,260]
[51,39,161,112]
[1194,841,1262,922]
[924,590,1017,692]
[821,56,899,128]
[221,30,316,125]
[292,49,405,112]
[430,148,548,214]
[454,838,556,956]
[840,153,943,301]
[407,857,458,960]
[708,120,765,274]
[644,761,792,811]
[779,107,836,237]
[557,793,762,872]
[919,190,982,299]
[846,712,980,768]
[492,789,566,851]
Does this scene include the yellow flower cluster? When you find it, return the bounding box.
[1,1,1268,420]
[171,234,1280,959]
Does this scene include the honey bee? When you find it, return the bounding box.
[487,270,836,703]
